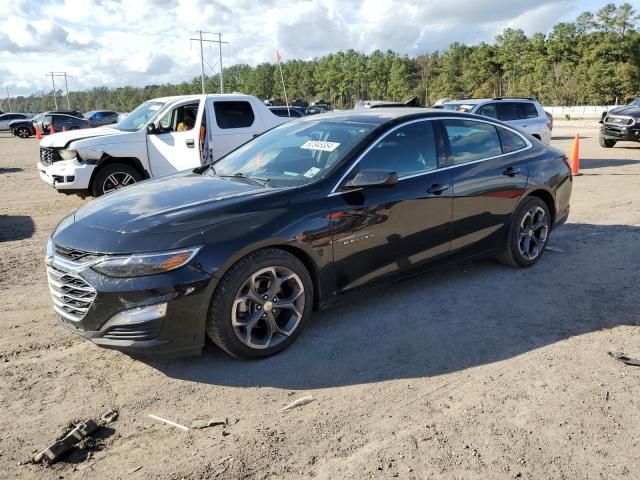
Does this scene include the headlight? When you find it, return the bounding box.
[45,238,54,265]
[58,149,77,160]
[91,247,201,278]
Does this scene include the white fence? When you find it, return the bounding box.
[544,105,616,116]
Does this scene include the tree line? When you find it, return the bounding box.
[4,2,639,114]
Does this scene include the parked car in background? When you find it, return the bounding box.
[45,108,572,358]
[38,94,289,196]
[599,98,640,148]
[10,112,90,138]
[85,110,119,127]
[268,106,307,118]
[48,110,85,118]
[0,113,31,131]
[440,98,552,144]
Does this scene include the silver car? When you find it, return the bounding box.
[0,113,31,131]
[440,98,552,144]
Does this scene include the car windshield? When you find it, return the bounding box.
[211,119,376,188]
[85,111,97,118]
[115,101,165,131]
[629,98,640,107]
[442,103,475,112]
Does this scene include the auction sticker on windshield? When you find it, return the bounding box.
[300,141,340,152]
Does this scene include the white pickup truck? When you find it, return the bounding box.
[37,94,289,196]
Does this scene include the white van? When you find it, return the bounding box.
[37,94,288,196]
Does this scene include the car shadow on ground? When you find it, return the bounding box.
[0,167,23,174]
[0,215,35,242]
[580,158,640,169]
[146,223,640,390]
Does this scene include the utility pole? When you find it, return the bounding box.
[190,31,229,94]
[47,72,72,109]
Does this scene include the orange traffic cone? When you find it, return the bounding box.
[35,124,42,139]
[49,124,55,134]
[569,133,580,175]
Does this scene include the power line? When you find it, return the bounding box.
[47,72,72,109]
[190,31,229,94]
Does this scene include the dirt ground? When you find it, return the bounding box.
[0,123,639,480]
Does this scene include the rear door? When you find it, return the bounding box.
[209,100,264,161]
[441,118,529,255]
[146,99,204,177]
[0,114,16,130]
[330,119,453,293]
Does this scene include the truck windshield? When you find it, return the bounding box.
[211,119,376,188]
[116,101,165,132]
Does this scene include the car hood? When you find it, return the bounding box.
[73,171,290,234]
[607,106,640,118]
[39,126,124,148]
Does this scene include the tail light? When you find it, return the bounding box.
[546,121,552,131]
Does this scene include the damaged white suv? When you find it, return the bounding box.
[37,94,288,196]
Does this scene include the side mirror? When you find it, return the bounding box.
[344,169,399,189]
[146,123,158,135]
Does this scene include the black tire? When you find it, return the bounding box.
[599,137,616,148]
[498,196,551,268]
[206,248,314,359]
[16,127,30,139]
[91,163,142,197]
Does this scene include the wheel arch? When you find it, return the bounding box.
[88,156,149,192]
[523,188,556,226]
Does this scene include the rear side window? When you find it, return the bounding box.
[214,101,255,129]
[496,103,520,121]
[519,102,539,119]
[498,127,527,153]
[443,119,502,164]
[476,103,497,118]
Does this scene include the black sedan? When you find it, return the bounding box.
[10,112,90,138]
[46,109,572,358]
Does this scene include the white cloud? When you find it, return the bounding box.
[0,0,617,96]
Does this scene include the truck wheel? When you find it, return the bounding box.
[599,137,616,148]
[92,163,142,196]
[16,127,30,139]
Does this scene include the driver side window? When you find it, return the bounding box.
[158,103,199,133]
[356,121,438,178]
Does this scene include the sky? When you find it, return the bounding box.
[0,0,638,97]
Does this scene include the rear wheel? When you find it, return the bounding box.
[206,248,314,359]
[498,196,551,268]
[92,163,142,196]
[16,127,30,139]
[599,137,616,148]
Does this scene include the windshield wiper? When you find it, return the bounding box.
[217,172,271,187]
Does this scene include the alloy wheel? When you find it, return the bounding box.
[232,266,305,349]
[102,172,136,193]
[517,206,548,261]
[17,128,29,138]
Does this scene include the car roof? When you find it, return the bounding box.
[443,98,539,105]
[296,108,482,126]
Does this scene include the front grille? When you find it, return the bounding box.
[40,147,60,166]
[604,115,634,126]
[55,245,103,264]
[47,264,96,322]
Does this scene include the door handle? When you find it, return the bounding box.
[185,139,195,148]
[427,183,450,195]
[502,167,521,177]
[252,134,260,138]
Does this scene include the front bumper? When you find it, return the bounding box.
[600,125,640,142]
[48,255,215,356]
[37,159,95,191]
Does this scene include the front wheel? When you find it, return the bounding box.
[15,127,31,139]
[206,248,314,359]
[91,163,142,196]
[599,137,616,148]
[498,196,551,268]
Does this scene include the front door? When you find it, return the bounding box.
[330,119,453,293]
[146,100,203,178]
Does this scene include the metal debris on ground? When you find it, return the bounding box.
[32,408,118,464]
[148,414,190,431]
[191,417,228,429]
[608,351,640,366]
[281,395,315,412]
